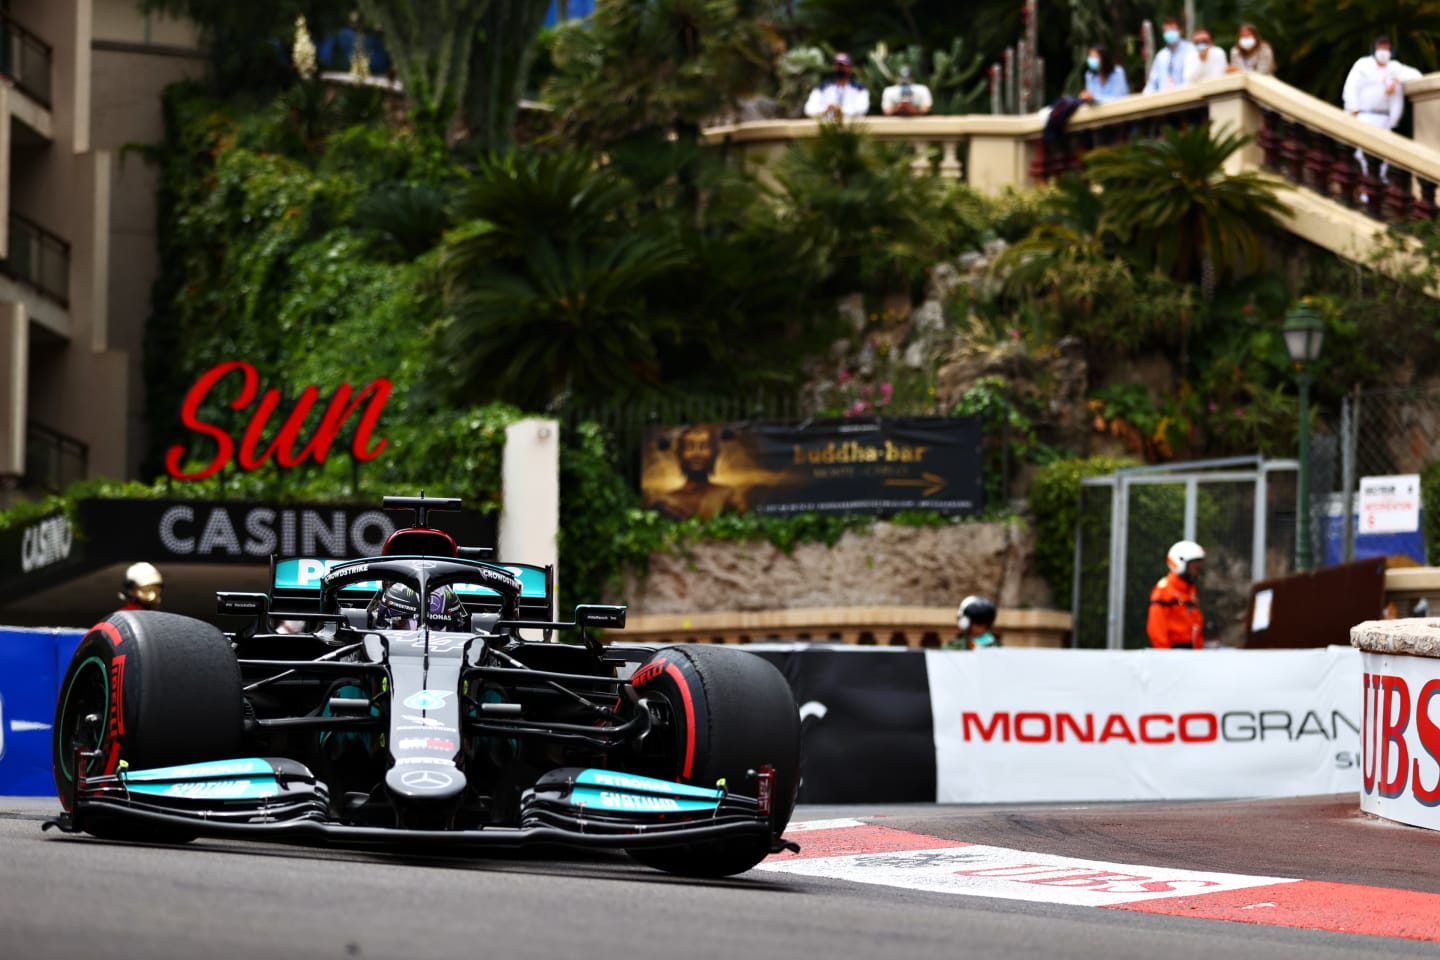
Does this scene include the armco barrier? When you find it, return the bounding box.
[0,626,84,796]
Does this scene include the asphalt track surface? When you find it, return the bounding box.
[1,794,1437,960]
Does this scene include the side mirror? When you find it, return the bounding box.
[574,604,627,629]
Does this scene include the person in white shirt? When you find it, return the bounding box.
[1144,16,1196,94]
[1343,35,1406,133]
[881,66,933,115]
[1342,35,1409,185]
[804,52,870,121]
[1185,29,1227,83]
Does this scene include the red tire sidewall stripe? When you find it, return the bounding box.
[92,620,124,647]
[663,661,697,780]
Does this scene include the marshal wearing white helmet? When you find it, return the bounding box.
[117,562,164,611]
[1146,540,1205,649]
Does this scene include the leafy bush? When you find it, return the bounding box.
[1424,460,1440,567]
[1027,456,1136,611]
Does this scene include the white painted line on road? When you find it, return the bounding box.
[760,842,1296,907]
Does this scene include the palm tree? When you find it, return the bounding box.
[1083,124,1292,301]
[442,151,684,411]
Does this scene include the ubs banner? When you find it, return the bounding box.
[640,417,983,520]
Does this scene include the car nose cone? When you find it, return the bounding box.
[385,762,465,801]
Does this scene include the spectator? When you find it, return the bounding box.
[1144,15,1195,94]
[881,66,933,116]
[804,52,870,120]
[1343,35,1406,133]
[1186,28,1228,83]
[1080,43,1128,104]
[1343,35,1408,186]
[1147,541,1205,649]
[117,562,163,612]
[946,595,1000,650]
[1228,23,1275,75]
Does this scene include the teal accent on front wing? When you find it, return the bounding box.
[121,758,275,782]
[570,786,721,815]
[126,777,281,801]
[573,768,724,801]
[274,557,549,598]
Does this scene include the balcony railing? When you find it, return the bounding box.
[0,12,52,107]
[24,420,87,492]
[0,213,70,306]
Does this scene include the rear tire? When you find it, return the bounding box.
[625,645,800,877]
[52,611,244,841]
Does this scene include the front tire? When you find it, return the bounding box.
[52,611,244,840]
[625,645,801,877]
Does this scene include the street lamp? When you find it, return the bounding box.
[1283,300,1325,572]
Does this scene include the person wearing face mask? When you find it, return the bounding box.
[1079,44,1128,104]
[1185,29,1227,83]
[1228,23,1275,75]
[1144,16,1195,94]
[1343,35,1406,134]
[1343,35,1409,189]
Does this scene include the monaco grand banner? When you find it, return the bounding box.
[640,417,983,520]
[927,647,1362,803]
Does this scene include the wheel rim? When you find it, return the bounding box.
[56,657,111,783]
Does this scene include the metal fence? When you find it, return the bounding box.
[1075,457,1302,649]
[1331,385,1440,564]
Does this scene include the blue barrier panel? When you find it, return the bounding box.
[0,626,85,796]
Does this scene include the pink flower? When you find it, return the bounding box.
[1234,407,1246,418]
[837,370,851,384]
[1008,327,1021,340]
[850,400,870,415]
[880,382,894,399]
[1207,402,1217,413]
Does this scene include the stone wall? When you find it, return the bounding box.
[614,520,1054,615]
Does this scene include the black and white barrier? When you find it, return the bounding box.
[0,630,1363,803]
[751,645,1362,804]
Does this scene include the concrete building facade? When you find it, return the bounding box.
[0,0,201,508]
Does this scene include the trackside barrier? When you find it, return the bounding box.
[4,632,1362,803]
[1350,618,1440,831]
[745,644,1361,804]
[0,626,84,796]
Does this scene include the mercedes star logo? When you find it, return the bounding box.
[400,769,454,789]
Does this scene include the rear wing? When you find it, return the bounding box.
[270,556,554,620]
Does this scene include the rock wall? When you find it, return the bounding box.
[615,520,1054,614]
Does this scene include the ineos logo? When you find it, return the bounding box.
[400,769,453,789]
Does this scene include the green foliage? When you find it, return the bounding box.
[1423,459,1440,566]
[1028,456,1135,612]
[772,124,987,298]
[953,376,1063,506]
[355,0,486,132]
[1084,125,1293,299]
[544,0,777,147]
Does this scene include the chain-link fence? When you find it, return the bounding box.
[1330,386,1440,565]
[1075,458,1300,649]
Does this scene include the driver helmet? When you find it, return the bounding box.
[368,582,467,631]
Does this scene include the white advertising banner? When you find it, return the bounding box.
[927,647,1362,803]
[1358,651,1440,830]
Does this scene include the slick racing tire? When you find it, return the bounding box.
[626,645,800,877]
[52,611,244,842]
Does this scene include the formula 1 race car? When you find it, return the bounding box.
[47,495,801,877]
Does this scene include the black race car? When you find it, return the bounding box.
[48,495,801,877]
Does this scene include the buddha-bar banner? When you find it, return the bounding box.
[640,417,984,519]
